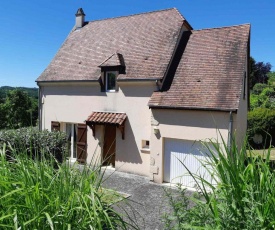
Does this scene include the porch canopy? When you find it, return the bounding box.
[85,112,127,139]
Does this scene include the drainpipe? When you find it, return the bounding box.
[227,111,233,153]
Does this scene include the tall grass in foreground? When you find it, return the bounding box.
[0,145,131,230]
[164,137,275,230]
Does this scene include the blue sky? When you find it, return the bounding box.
[0,0,274,87]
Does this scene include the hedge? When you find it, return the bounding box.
[247,108,275,148]
[0,127,67,162]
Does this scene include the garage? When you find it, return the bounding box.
[164,138,216,188]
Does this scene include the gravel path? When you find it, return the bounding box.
[102,168,193,230]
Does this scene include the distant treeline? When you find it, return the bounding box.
[0,86,38,103]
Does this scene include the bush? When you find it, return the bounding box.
[164,137,275,229]
[247,108,275,148]
[0,148,131,229]
[0,127,67,162]
[253,83,268,95]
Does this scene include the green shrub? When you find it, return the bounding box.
[164,137,275,229]
[0,127,67,162]
[250,93,260,110]
[247,108,275,148]
[253,83,268,95]
[0,147,131,229]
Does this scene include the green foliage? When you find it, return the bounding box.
[0,89,38,129]
[252,83,268,95]
[0,127,67,162]
[164,137,275,229]
[0,148,131,229]
[250,84,275,110]
[0,86,38,100]
[249,57,272,89]
[268,72,275,85]
[247,108,275,148]
[250,93,260,110]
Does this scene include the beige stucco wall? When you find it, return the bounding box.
[150,109,231,183]
[39,81,156,177]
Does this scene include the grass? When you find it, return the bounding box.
[164,136,275,229]
[99,188,130,205]
[248,148,275,160]
[0,144,134,230]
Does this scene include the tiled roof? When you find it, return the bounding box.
[149,24,250,111]
[86,112,127,126]
[98,53,125,67]
[36,8,185,82]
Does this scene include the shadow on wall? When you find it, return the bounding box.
[120,84,155,98]
[152,109,229,130]
[43,85,107,97]
[115,119,142,164]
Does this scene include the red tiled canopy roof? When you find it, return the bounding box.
[86,112,127,126]
[36,8,187,82]
[149,24,251,111]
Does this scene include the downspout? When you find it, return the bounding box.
[227,111,233,153]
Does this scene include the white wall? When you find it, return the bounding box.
[39,81,156,177]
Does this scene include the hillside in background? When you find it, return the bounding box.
[0,86,38,101]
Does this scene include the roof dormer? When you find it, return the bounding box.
[98,53,125,92]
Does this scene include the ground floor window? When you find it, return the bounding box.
[64,123,77,161]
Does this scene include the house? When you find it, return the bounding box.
[36,8,250,186]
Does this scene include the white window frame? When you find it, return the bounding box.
[105,71,117,92]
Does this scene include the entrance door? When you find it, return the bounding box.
[103,125,116,166]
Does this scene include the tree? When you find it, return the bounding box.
[0,103,7,129]
[250,57,272,89]
[4,89,33,129]
[268,71,275,85]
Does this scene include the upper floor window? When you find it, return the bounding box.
[106,71,117,92]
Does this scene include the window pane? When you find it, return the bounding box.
[107,72,116,90]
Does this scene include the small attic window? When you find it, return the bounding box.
[98,53,125,92]
[105,71,117,92]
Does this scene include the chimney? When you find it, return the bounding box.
[75,8,85,28]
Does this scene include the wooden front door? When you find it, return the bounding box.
[103,125,116,166]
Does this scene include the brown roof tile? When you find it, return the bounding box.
[36,8,185,82]
[86,112,127,126]
[98,53,125,67]
[149,24,250,111]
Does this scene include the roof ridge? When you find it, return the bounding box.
[87,8,180,23]
[193,23,250,32]
[172,7,185,21]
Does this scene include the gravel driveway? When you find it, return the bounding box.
[102,168,193,230]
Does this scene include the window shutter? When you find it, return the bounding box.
[51,121,60,131]
[77,123,87,163]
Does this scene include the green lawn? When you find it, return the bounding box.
[247,148,275,161]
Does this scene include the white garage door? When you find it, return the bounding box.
[164,138,216,188]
